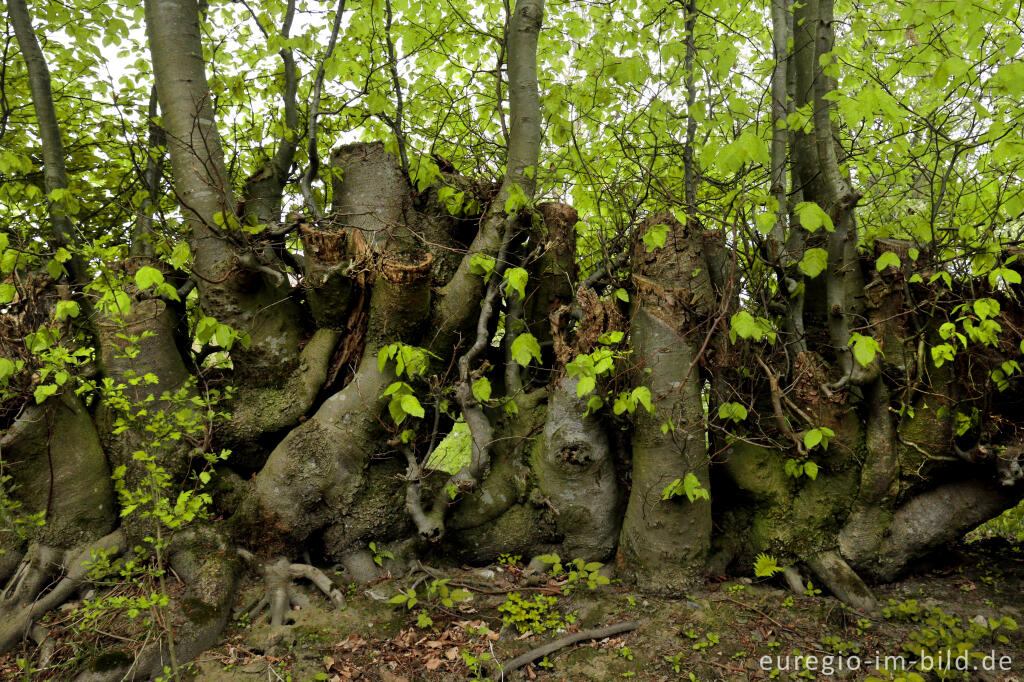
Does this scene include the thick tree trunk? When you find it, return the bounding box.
[619,215,714,592]
[145,0,305,382]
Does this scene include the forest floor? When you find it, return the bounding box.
[2,538,1022,681]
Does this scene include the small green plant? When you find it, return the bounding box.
[566,558,611,592]
[387,578,472,628]
[663,651,685,673]
[753,552,783,578]
[369,541,394,567]
[538,656,554,669]
[461,648,495,680]
[784,457,820,479]
[781,595,795,607]
[534,554,610,593]
[727,583,746,594]
[617,646,634,661]
[883,598,924,622]
[497,553,521,566]
[498,592,575,634]
[661,473,710,502]
[821,634,859,654]
[692,632,719,651]
[803,581,822,597]
[882,600,1018,680]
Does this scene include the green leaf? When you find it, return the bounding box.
[472,376,492,402]
[794,201,834,232]
[642,223,670,252]
[576,375,596,397]
[598,331,624,345]
[614,288,629,303]
[804,428,823,449]
[931,343,955,368]
[974,298,1000,320]
[753,553,782,578]
[0,283,15,304]
[803,461,819,480]
[729,311,775,344]
[469,253,496,280]
[682,472,710,502]
[849,333,881,367]
[169,242,191,268]
[875,252,901,271]
[0,358,16,381]
[399,394,425,419]
[55,300,80,320]
[47,259,65,280]
[717,402,748,422]
[510,333,542,366]
[798,248,829,278]
[34,384,58,404]
[631,386,653,413]
[214,324,232,349]
[135,266,164,290]
[505,267,528,300]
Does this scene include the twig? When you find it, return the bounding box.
[499,621,639,674]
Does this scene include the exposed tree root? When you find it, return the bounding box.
[0,529,124,655]
[239,554,346,625]
[842,479,1022,582]
[804,550,878,615]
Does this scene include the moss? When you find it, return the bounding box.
[723,443,790,501]
[450,503,559,563]
[182,596,222,626]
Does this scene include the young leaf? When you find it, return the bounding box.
[753,553,782,578]
[794,201,834,232]
[849,333,882,367]
[400,394,425,419]
[472,376,492,402]
[631,386,653,413]
[798,248,829,278]
[875,252,901,271]
[510,333,542,366]
[642,223,670,252]
[135,266,164,290]
[469,253,496,280]
[505,267,529,301]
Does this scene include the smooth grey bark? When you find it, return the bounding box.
[0,392,114,549]
[240,0,299,224]
[6,0,87,287]
[535,377,621,560]
[842,479,1022,582]
[299,0,346,218]
[430,0,544,352]
[619,215,714,593]
[769,0,789,253]
[145,0,304,381]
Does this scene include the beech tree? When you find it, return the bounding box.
[1,0,1023,676]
